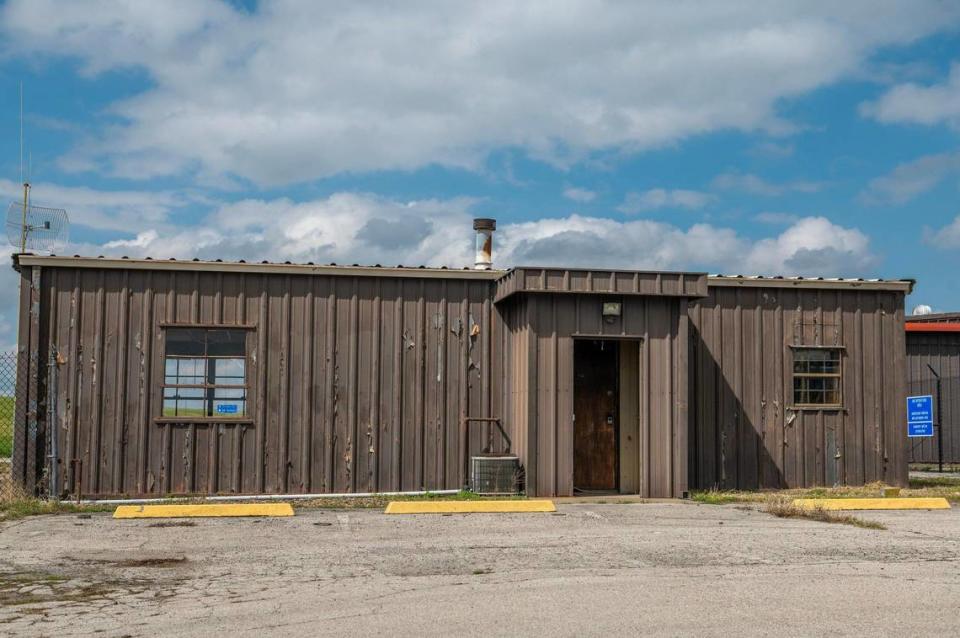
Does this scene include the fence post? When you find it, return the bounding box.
[926,363,943,474]
[46,350,59,499]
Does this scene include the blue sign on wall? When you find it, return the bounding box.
[907,395,934,438]
[216,404,239,415]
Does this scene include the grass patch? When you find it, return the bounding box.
[0,495,113,521]
[0,570,134,608]
[910,463,960,473]
[764,498,886,530]
[691,490,768,505]
[692,479,960,505]
[909,475,960,488]
[0,395,12,458]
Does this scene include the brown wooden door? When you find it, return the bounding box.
[574,340,619,491]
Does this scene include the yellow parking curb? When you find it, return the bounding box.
[792,497,950,511]
[114,503,295,519]
[385,500,556,514]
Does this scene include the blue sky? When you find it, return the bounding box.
[1,1,960,345]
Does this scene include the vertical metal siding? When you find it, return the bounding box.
[689,286,908,489]
[13,261,910,497]
[507,293,689,498]
[30,266,502,497]
[906,332,960,464]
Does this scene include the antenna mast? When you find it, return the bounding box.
[19,83,30,253]
[6,83,68,255]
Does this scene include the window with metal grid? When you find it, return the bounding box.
[162,328,248,418]
[792,348,842,407]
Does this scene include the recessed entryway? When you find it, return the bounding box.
[573,338,641,495]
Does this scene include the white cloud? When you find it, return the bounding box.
[0,179,193,231]
[617,188,713,213]
[711,171,823,196]
[0,188,881,349]
[500,215,874,276]
[740,216,875,275]
[860,152,960,204]
[924,215,960,249]
[861,62,960,129]
[84,193,481,268]
[0,244,17,351]
[1,1,956,185]
[562,187,596,203]
[81,192,877,279]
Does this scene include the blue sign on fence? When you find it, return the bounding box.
[216,404,239,415]
[907,395,934,437]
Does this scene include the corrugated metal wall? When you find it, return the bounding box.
[689,285,908,489]
[502,293,689,498]
[13,259,912,498]
[26,265,503,497]
[906,332,960,464]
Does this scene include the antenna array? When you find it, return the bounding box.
[6,83,71,254]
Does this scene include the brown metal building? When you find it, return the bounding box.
[11,246,913,499]
[691,279,909,490]
[905,314,960,465]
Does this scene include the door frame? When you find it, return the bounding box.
[571,336,642,495]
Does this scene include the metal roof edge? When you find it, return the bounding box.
[707,275,914,293]
[905,322,960,333]
[505,265,710,278]
[905,311,960,323]
[12,255,916,292]
[14,254,505,281]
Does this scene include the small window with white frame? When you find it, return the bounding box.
[792,347,842,407]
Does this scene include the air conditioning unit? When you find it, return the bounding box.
[470,455,522,495]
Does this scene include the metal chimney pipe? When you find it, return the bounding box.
[473,218,496,270]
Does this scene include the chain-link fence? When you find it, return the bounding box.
[908,372,960,470]
[0,351,20,499]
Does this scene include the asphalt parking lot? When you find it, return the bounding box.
[1,501,958,636]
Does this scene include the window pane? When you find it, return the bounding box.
[793,349,841,405]
[213,387,245,400]
[213,388,246,417]
[177,399,206,417]
[165,357,206,385]
[165,328,207,357]
[164,387,203,400]
[161,391,206,416]
[212,358,245,384]
[207,330,245,357]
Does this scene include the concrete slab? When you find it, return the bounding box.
[2,501,959,636]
